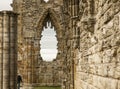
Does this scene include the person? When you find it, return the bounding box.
[17,75,22,89]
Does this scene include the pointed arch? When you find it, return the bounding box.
[34,8,63,61]
[35,8,62,39]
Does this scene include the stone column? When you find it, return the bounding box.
[2,11,10,89]
[88,0,94,17]
[0,13,3,89]
[0,11,18,89]
[9,13,18,89]
[74,0,79,17]
[68,0,72,16]
[71,0,74,17]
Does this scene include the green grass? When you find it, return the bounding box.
[34,86,61,89]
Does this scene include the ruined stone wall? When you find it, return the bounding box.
[75,0,120,89]
[0,11,18,89]
[61,0,80,89]
[11,0,120,89]
[12,0,65,86]
[0,0,119,89]
[37,61,62,86]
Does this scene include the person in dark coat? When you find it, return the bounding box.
[17,75,22,89]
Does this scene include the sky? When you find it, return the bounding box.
[0,0,49,11]
[0,0,58,61]
[0,0,12,10]
[40,26,58,61]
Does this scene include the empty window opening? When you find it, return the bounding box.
[44,0,49,3]
[40,22,58,61]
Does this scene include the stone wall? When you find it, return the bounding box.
[74,0,120,89]
[11,0,120,89]
[37,61,62,86]
[12,0,65,87]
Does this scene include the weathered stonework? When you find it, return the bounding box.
[0,0,120,89]
[73,0,120,89]
[12,0,65,87]
[0,11,18,89]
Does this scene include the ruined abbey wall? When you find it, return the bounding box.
[0,0,119,89]
[74,0,120,89]
[12,0,65,86]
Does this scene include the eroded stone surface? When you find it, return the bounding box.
[0,0,120,89]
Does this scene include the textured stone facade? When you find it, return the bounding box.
[62,0,120,89]
[0,11,18,89]
[12,0,120,88]
[12,0,65,87]
[0,0,120,89]
[73,0,120,89]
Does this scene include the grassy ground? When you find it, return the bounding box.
[34,86,61,89]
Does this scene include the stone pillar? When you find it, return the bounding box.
[70,0,79,17]
[0,13,3,89]
[9,13,18,89]
[2,11,10,89]
[0,11,18,89]
[88,0,94,17]
[74,0,79,16]
[71,0,74,17]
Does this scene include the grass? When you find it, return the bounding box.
[34,86,61,89]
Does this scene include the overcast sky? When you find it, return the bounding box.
[0,0,12,10]
[40,27,58,61]
[0,0,49,11]
[0,0,57,61]
[0,0,49,10]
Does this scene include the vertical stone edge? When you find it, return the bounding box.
[0,11,18,89]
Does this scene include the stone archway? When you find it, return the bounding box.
[12,0,65,87]
[35,8,63,61]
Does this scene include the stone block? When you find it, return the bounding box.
[92,53,102,64]
[92,75,98,87]
[97,76,106,89]
[88,43,103,54]
[113,1,120,14]
[118,80,120,89]
[117,48,120,62]
[97,65,103,76]
[102,64,108,77]
[114,63,120,79]
[102,49,117,63]
[105,78,118,89]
